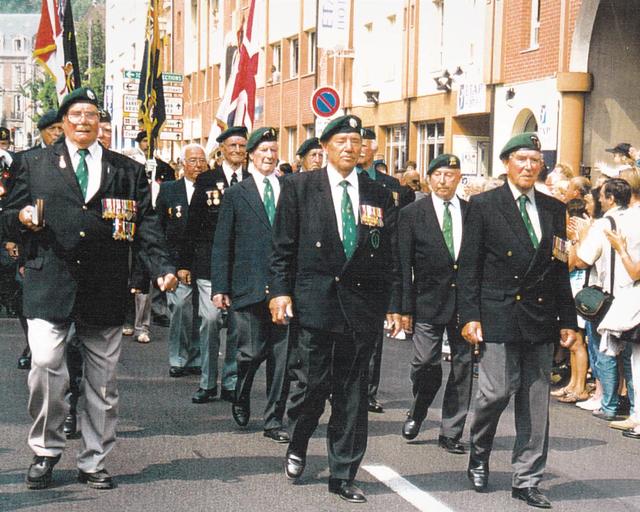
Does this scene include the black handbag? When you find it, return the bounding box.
[574,217,616,325]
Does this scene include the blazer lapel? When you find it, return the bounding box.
[496,183,536,256]
[317,169,345,260]
[523,191,554,277]
[99,149,116,195]
[424,194,454,263]
[52,141,84,201]
[240,176,271,229]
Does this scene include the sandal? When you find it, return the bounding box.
[558,391,590,403]
[551,386,569,398]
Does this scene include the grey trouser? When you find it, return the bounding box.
[27,318,122,473]
[469,341,554,488]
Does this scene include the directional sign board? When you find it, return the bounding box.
[311,86,341,118]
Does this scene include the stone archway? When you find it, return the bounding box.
[581,0,640,166]
[512,108,538,135]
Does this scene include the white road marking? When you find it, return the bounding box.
[362,464,456,512]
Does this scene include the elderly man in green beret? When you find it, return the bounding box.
[269,115,402,504]
[457,132,577,508]
[296,137,323,172]
[1,86,176,491]
[211,127,290,442]
[399,153,473,455]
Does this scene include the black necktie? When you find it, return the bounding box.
[230,171,238,186]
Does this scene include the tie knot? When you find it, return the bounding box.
[519,194,529,205]
[339,180,349,190]
[78,148,89,157]
[263,176,269,184]
[444,200,451,208]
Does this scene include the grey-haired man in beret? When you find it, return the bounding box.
[457,132,577,508]
[269,115,402,504]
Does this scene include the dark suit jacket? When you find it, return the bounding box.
[180,164,249,279]
[270,168,402,334]
[0,138,173,325]
[153,157,175,183]
[457,182,577,344]
[211,174,279,310]
[156,178,190,267]
[399,194,468,324]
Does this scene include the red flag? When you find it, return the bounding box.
[206,0,258,154]
[33,0,75,102]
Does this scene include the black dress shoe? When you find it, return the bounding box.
[402,418,422,440]
[328,478,366,503]
[78,469,115,490]
[512,487,551,508]
[467,460,489,492]
[18,355,31,370]
[63,413,78,437]
[368,399,384,413]
[232,402,250,426]
[220,388,235,402]
[622,428,640,439]
[169,366,185,378]
[284,449,305,480]
[26,455,60,489]
[438,435,465,454]
[192,387,217,403]
[264,428,290,443]
[185,366,202,375]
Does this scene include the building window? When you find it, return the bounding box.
[271,42,281,82]
[14,94,23,116]
[287,126,297,163]
[12,64,24,87]
[289,37,299,78]
[417,121,445,177]
[305,124,314,139]
[13,37,22,52]
[384,124,407,176]
[307,31,316,73]
[530,0,540,48]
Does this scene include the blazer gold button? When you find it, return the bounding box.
[316,241,321,248]
[514,275,519,279]
[516,294,521,301]
[79,231,86,237]
[76,260,81,264]
[335,276,340,282]
[82,205,88,210]
[356,282,361,287]
[453,264,458,270]
[451,283,456,288]
[537,297,543,303]
[507,250,513,256]
[370,253,374,258]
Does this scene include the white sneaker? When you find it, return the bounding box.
[610,418,639,431]
[576,397,602,411]
[136,332,151,344]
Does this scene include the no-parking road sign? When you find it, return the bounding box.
[311,86,341,118]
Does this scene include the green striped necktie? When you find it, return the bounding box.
[76,148,89,199]
[339,180,357,259]
[518,194,539,249]
[263,176,276,225]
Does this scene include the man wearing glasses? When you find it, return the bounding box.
[0,87,176,490]
[179,126,250,404]
[457,132,577,508]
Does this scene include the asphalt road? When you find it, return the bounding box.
[1,318,639,512]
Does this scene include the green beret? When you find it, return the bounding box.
[319,115,362,143]
[296,137,321,157]
[499,132,541,160]
[37,110,60,131]
[428,153,461,174]
[0,127,11,141]
[360,128,376,140]
[216,125,248,143]
[247,127,277,153]
[99,109,112,123]
[58,87,100,118]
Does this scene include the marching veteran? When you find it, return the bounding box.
[269,115,402,504]
[0,87,176,491]
[457,132,577,508]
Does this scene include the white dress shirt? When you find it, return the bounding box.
[251,169,280,205]
[65,138,102,202]
[223,160,243,185]
[326,164,359,241]
[184,177,195,205]
[431,193,463,259]
[507,179,542,242]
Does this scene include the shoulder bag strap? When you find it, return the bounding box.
[608,216,616,293]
